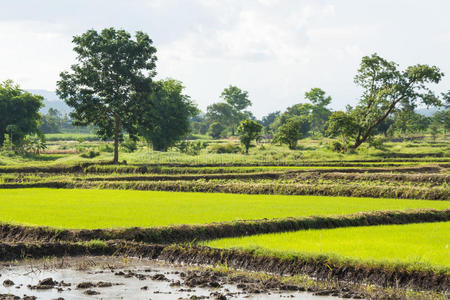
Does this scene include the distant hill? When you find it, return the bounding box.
[27,89,72,115]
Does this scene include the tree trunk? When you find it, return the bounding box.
[113,113,120,164]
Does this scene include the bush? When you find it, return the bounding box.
[175,140,208,155]
[208,122,225,139]
[98,144,114,153]
[207,143,241,154]
[368,136,386,150]
[330,141,346,153]
[81,150,100,159]
[121,137,138,153]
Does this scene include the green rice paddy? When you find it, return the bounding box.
[207,222,450,269]
[0,188,448,229]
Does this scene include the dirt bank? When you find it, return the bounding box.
[0,241,447,293]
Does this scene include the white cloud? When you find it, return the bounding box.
[0,21,74,90]
[0,0,449,117]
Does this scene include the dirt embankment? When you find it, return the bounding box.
[1,209,449,244]
[0,241,447,293]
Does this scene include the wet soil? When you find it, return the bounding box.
[0,257,339,300]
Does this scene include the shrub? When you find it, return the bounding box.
[121,137,138,153]
[237,119,262,154]
[330,141,346,153]
[81,150,100,158]
[175,140,208,155]
[208,122,225,139]
[98,144,114,153]
[207,143,241,154]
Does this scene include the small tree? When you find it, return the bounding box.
[237,119,262,154]
[273,116,310,150]
[325,111,360,149]
[0,80,43,147]
[57,28,157,163]
[208,122,225,139]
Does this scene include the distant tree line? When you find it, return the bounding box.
[1,28,449,160]
[192,54,448,152]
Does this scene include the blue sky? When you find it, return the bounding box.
[1,0,449,117]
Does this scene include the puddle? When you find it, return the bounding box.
[0,257,341,299]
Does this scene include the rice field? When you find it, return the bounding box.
[206,222,450,269]
[0,188,448,229]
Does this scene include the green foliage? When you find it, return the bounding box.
[431,109,449,134]
[260,111,280,133]
[137,79,198,151]
[237,119,263,154]
[325,111,359,151]
[221,85,252,111]
[392,109,431,135]
[121,137,138,153]
[56,28,157,163]
[348,53,443,149]
[207,85,253,136]
[208,122,225,139]
[81,150,100,159]
[304,88,332,135]
[22,134,47,154]
[0,80,43,147]
[273,116,310,150]
[1,134,13,153]
[207,143,241,154]
[175,140,207,155]
[98,144,114,153]
[40,108,63,133]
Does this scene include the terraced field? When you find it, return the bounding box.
[207,222,450,270]
[0,140,449,299]
[0,188,448,229]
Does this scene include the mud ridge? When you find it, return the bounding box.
[0,241,447,293]
[159,245,450,292]
[1,209,448,244]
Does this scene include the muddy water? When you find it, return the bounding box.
[0,257,341,300]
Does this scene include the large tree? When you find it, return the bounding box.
[330,53,443,149]
[137,79,198,151]
[0,80,43,147]
[56,28,157,163]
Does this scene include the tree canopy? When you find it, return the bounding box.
[273,116,310,150]
[56,28,157,163]
[329,53,444,149]
[237,119,262,154]
[207,85,253,135]
[137,79,198,151]
[0,80,43,147]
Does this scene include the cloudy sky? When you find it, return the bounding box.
[1,0,449,117]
